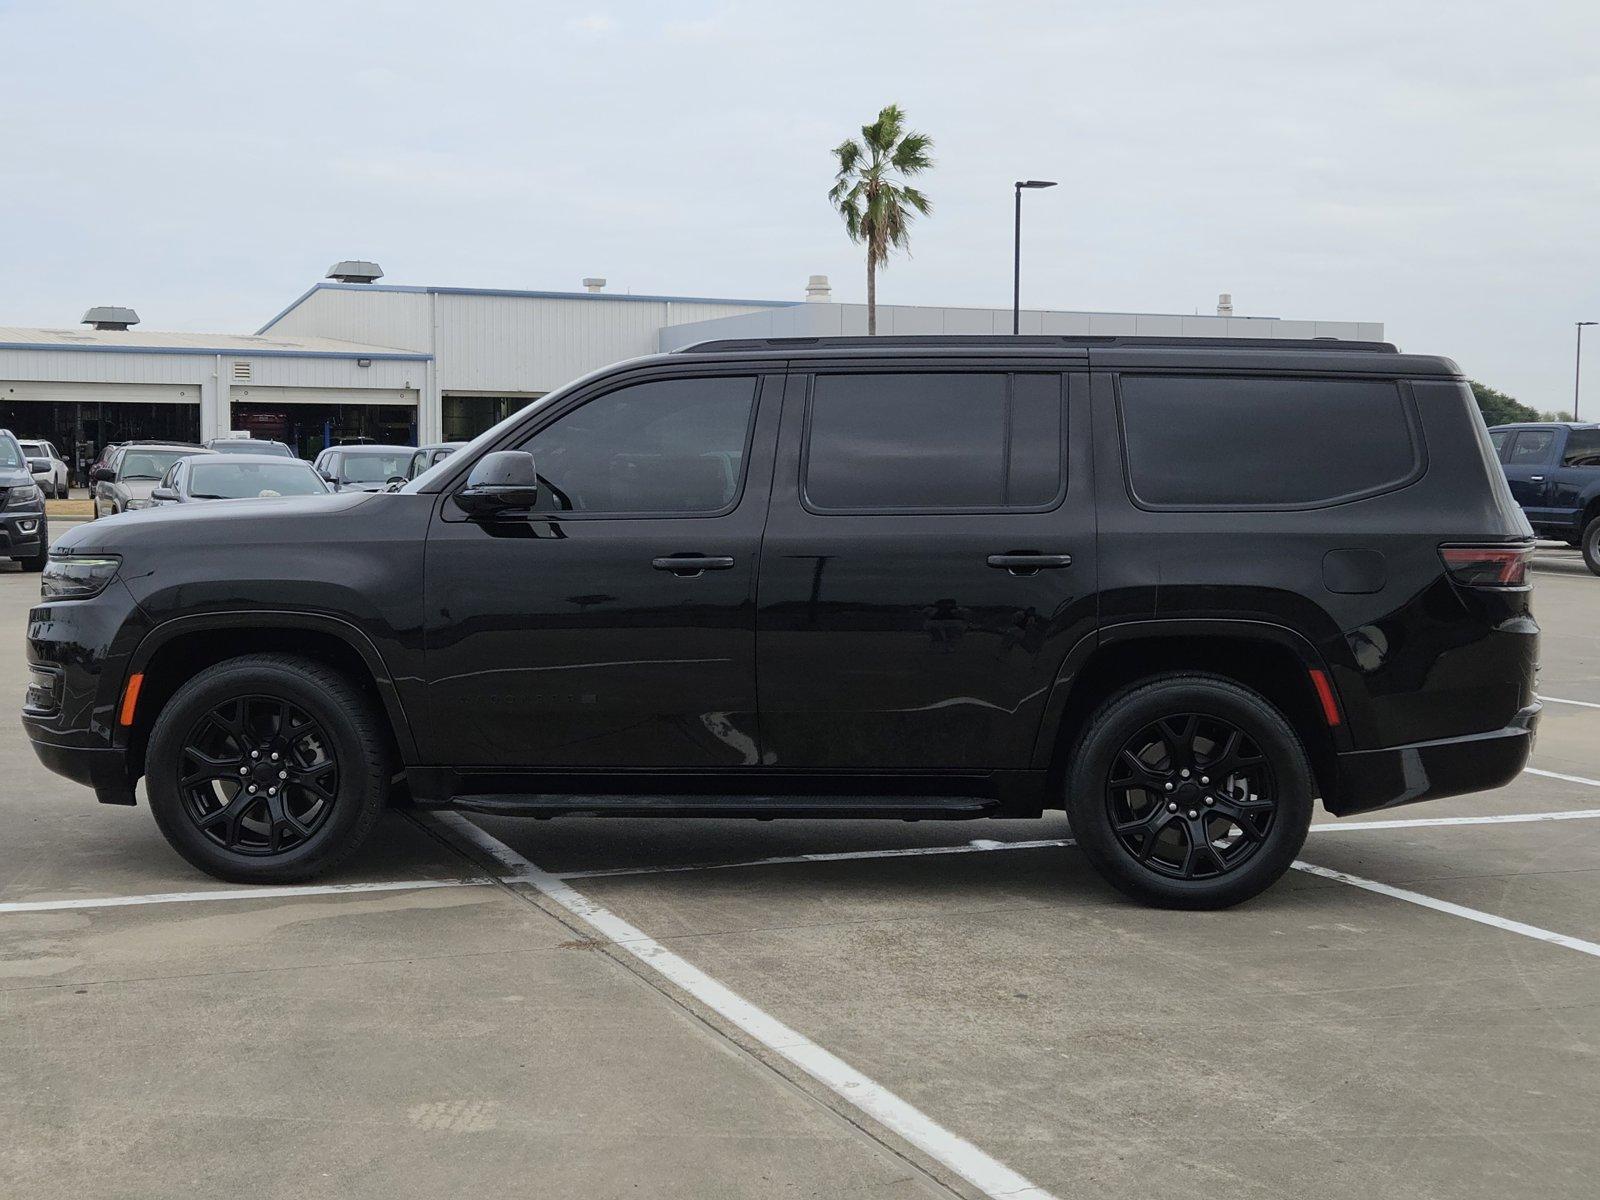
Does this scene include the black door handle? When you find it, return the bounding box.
[987,553,1072,575]
[652,555,736,576]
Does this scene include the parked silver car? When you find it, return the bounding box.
[311,444,415,493]
[90,443,213,518]
[15,439,69,497]
[151,453,329,505]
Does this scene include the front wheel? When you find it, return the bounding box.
[1582,516,1600,577]
[145,654,391,882]
[1065,674,1315,909]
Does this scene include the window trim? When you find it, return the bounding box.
[447,371,766,522]
[796,370,1069,517]
[1115,372,1428,513]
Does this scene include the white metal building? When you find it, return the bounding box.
[3,265,1384,472]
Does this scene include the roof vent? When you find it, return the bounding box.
[805,274,832,303]
[1216,292,1234,317]
[81,306,140,331]
[582,277,607,293]
[327,260,384,284]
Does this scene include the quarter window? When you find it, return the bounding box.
[514,376,757,514]
[1561,429,1600,468]
[1119,375,1419,508]
[803,373,1064,512]
[1508,430,1555,465]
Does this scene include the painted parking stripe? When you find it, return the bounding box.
[1525,766,1600,788]
[427,812,1059,1200]
[560,837,1077,880]
[555,809,1600,881]
[0,877,492,915]
[1290,860,1600,959]
[1537,694,1600,710]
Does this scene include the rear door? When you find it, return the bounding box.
[1502,428,1559,521]
[755,362,1096,771]
[1549,427,1600,531]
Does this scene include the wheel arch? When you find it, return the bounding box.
[121,612,417,781]
[1034,620,1345,805]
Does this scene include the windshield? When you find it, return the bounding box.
[119,450,195,480]
[188,461,328,499]
[211,440,294,457]
[0,435,23,469]
[341,451,413,483]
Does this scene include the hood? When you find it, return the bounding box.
[55,489,391,554]
[122,479,158,502]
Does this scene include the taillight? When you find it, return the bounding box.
[1439,544,1532,587]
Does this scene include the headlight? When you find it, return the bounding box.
[124,499,156,511]
[41,554,121,600]
[5,483,42,509]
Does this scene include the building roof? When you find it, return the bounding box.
[0,325,430,360]
[257,281,798,334]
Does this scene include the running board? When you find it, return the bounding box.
[448,793,1000,820]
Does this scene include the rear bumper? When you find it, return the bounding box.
[1323,702,1540,816]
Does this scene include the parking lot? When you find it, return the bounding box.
[3,541,1597,1200]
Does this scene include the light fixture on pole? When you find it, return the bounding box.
[1576,321,1597,421]
[1013,180,1057,335]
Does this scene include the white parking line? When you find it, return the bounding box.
[1525,766,1600,788]
[1290,860,1600,959]
[0,877,492,915]
[559,837,1076,880]
[426,812,1059,1200]
[1538,695,1600,710]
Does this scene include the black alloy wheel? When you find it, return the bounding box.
[145,653,390,883]
[1066,674,1314,909]
[1105,714,1277,881]
[178,695,339,855]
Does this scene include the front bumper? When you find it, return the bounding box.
[1323,702,1541,816]
[22,722,135,805]
[0,510,46,558]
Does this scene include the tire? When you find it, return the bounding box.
[145,653,391,883]
[1065,673,1315,909]
[1582,516,1600,577]
[18,549,46,573]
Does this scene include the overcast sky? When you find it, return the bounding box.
[2,0,1597,408]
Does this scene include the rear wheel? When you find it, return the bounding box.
[1582,516,1600,576]
[1065,674,1315,909]
[145,654,390,882]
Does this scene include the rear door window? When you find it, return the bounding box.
[1507,430,1556,465]
[1561,429,1600,467]
[802,372,1064,512]
[1488,430,1512,461]
[1118,375,1421,508]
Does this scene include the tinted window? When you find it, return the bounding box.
[1508,430,1555,465]
[1561,429,1600,468]
[189,461,328,499]
[1119,376,1418,508]
[804,373,1063,511]
[515,376,757,514]
[1488,430,1512,461]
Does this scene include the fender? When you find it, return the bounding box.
[120,610,419,763]
[1028,617,1348,769]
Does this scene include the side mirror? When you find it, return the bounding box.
[90,466,114,483]
[151,487,179,502]
[456,450,539,517]
[28,459,51,473]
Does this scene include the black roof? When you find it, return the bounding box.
[675,334,1399,354]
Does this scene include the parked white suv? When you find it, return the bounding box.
[16,440,69,498]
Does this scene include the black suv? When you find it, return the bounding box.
[1,429,49,572]
[22,337,1540,908]
[1488,422,1600,574]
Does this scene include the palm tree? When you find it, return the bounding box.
[829,105,934,335]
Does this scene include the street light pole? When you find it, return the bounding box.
[1577,322,1597,421]
[1012,180,1057,335]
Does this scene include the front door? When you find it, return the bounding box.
[756,367,1097,771]
[422,368,780,769]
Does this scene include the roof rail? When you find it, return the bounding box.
[672,334,1398,354]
